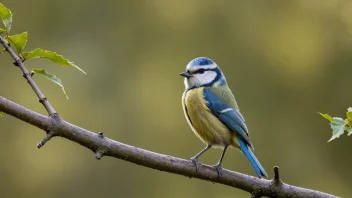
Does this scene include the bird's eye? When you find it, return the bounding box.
[197,69,205,74]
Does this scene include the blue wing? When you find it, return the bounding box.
[203,88,254,149]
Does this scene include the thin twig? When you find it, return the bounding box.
[0,96,339,198]
[0,35,56,116]
[37,131,55,148]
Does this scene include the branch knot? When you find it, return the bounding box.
[95,147,108,160]
[272,166,282,186]
[36,113,62,148]
[39,97,48,105]
[269,166,283,198]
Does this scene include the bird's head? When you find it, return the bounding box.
[180,57,226,90]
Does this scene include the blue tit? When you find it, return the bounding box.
[180,57,267,178]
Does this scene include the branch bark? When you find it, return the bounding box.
[0,96,339,198]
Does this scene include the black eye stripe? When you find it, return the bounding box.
[192,68,214,74]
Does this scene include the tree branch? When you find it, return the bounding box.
[0,96,339,198]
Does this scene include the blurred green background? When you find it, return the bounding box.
[1,0,352,197]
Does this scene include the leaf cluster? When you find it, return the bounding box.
[319,108,352,142]
[0,3,85,99]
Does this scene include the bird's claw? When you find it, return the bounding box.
[213,163,223,180]
[190,157,201,173]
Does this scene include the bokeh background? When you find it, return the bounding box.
[1,0,352,197]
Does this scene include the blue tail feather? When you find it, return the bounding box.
[239,138,268,178]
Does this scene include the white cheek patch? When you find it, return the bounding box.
[194,71,217,86]
[187,77,199,88]
[184,70,218,89]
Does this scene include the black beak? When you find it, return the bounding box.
[180,71,193,78]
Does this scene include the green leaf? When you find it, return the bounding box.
[347,107,352,122]
[319,112,333,122]
[347,128,352,136]
[7,32,27,53]
[0,28,6,34]
[23,48,86,74]
[0,48,5,54]
[328,117,347,142]
[31,68,69,99]
[0,3,12,32]
[0,112,3,118]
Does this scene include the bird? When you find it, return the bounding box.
[180,57,267,178]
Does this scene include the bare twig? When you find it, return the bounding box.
[37,131,55,148]
[0,96,339,198]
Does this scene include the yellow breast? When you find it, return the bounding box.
[182,88,236,147]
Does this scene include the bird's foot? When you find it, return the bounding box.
[190,157,201,173]
[213,163,223,180]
